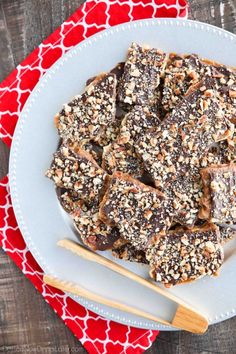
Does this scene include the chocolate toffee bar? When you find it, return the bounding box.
[136,78,233,225]
[137,78,232,187]
[162,54,236,120]
[200,163,236,224]
[118,43,167,107]
[46,145,108,206]
[54,73,117,146]
[168,149,223,226]
[57,188,82,214]
[73,205,119,251]
[110,62,125,83]
[112,239,148,264]
[210,64,236,123]
[102,142,144,179]
[86,62,125,87]
[102,106,160,178]
[162,53,205,114]
[118,105,161,146]
[99,172,172,250]
[219,226,236,242]
[81,141,103,166]
[146,224,223,287]
[217,134,236,164]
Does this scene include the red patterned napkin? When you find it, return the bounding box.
[0,1,188,353]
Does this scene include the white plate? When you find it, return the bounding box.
[9,19,236,330]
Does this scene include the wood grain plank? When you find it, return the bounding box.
[148,317,236,354]
[1,0,25,77]
[0,249,86,353]
[0,141,9,179]
[0,2,15,82]
[189,0,236,34]
[24,0,45,55]
[52,0,85,25]
[38,0,53,40]
[66,0,85,17]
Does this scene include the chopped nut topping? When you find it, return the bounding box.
[162,53,236,124]
[102,141,144,179]
[136,77,233,226]
[73,205,119,251]
[80,141,103,166]
[217,133,236,164]
[99,172,173,250]
[146,224,223,286]
[119,106,161,146]
[55,73,117,146]
[86,62,125,88]
[162,53,204,114]
[46,145,108,206]
[219,226,236,243]
[102,106,160,178]
[57,188,82,214]
[213,65,236,123]
[118,42,167,107]
[200,163,236,225]
[112,239,148,264]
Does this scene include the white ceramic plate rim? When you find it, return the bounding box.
[9,18,236,330]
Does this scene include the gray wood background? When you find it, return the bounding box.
[1,1,236,353]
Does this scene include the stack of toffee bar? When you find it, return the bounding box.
[46,43,236,287]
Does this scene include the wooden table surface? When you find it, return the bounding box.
[1,1,236,353]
